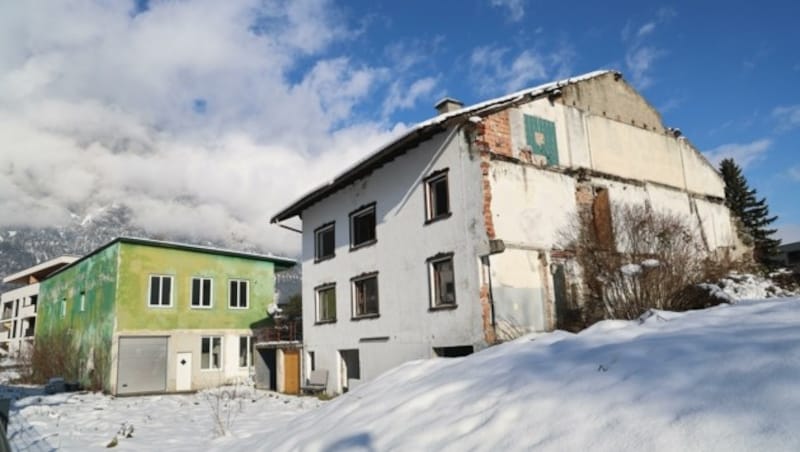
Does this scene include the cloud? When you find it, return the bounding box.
[489,0,526,22]
[789,166,800,182]
[469,44,575,95]
[703,139,772,169]
[772,105,800,131]
[382,77,439,116]
[621,8,675,89]
[0,0,411,256]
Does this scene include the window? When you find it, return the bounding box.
[429,254,456,308]
[191,277,213,308]
[523,114,559,166]
[61,298,66,318]
[349,203,376,249]
[352,274,379,318]
[315,284,337,323]
[201,336,222,370]
[79,291,86,312]
[229,280,249,309]
[425,169,450,222]
[315,223,335,261]
[239,336,252,368]
[149,275,173,307]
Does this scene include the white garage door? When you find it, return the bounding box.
[117,336,168,395]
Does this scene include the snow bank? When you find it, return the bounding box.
[253,298,800,451]
[701,272,798,301]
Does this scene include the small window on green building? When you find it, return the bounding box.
[523,114,559,166]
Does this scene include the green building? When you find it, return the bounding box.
[37,237,294,395]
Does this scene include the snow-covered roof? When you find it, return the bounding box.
[271,69,613,223]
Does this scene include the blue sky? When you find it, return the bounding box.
[0,0,797,252]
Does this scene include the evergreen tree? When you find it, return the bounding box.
[719,158,781,264]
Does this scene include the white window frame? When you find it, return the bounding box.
[148,275,174,308]
[428,254,457,308]
[239,335,253,368]
[201,336,223,370]
[191,277,214,309]
[315,284,337,323]
[228,279,249,309]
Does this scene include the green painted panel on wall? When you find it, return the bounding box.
[115,243,274,331]
[524,114,559,166]
[37,243,119,391]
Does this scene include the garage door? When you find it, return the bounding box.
[117,336,168,395]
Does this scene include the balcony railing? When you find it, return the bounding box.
[255,319,302,343]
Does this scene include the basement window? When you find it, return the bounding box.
[315,284,337,323]
[428,254,456,308]
[315,222,336,261]
[425,169,451,223]
[148,275,173,307]
[201,336,222,370]
[352,274,379,318]
[229,279,249,309]
[350,203,376,249]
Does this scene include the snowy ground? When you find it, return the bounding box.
[7,297,800,451]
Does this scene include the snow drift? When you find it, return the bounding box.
[245,298,800,451]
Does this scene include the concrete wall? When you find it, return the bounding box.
[0,283,40,356]
[300,125,490,393]
[109,329,252,394]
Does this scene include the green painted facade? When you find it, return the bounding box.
[37,238,290,392]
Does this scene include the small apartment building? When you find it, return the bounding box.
[271,70,740,394]
[37,237,294,395]
[0,256,78,357]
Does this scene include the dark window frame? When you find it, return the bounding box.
[349,202,377,251]
[228,279,249,309]
[315,283,337,324]
[427,252,457,310]
[314,221,336,262]
[351,272,380,319]
[424,168,451,224]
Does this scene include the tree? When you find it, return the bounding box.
[719,158,781,264]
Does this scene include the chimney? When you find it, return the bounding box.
[435,97,464,115]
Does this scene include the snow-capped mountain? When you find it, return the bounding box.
[0,203,300,301]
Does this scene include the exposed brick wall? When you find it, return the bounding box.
[478,110,513,157]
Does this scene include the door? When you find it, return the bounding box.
[117,336,168,395]
[283,349,300,395]
[176,352,192,391]
[254,348,277,390]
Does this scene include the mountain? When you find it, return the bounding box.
[0,204,300,302]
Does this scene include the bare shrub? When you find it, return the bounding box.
[205,381,250,437]
[562,203,729,324]
[22,329,80,385]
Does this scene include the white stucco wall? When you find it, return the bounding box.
[0,283,40,356]
[300,125,489,393]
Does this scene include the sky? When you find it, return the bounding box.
[0,0,798,256]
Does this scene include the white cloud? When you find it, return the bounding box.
[382,77,439,117]
[470,46,558,94]
[621,8,676,89]
[489,0,526,22]
[703,139,772,169]
[789,166,800,181]
[637,22,656,38]
[772,105,800,131]
[0,0,408,256]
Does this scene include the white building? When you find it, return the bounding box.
[271,70,740,394]
[0,256,78,357]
